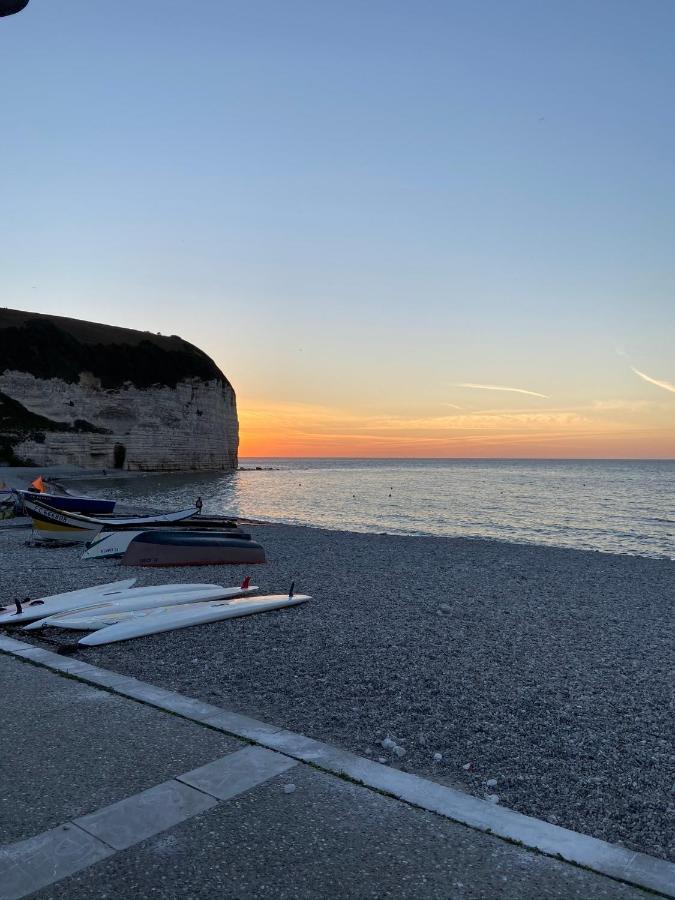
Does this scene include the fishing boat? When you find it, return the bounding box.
[19,489,116,515]
[121,530,266,567]
[24,497,199,543]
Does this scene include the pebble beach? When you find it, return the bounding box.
[1,501,672,863]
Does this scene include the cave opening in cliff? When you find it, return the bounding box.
[113,443,126,469]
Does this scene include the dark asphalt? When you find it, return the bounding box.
[0,654,241,844]
[32,764,651,900]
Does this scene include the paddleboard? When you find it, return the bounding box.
[79,592,311,646]
[0,578,137,625]
[0,581,220,625]
[24,583,260,631]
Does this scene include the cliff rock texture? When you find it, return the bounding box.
[0,308,238,470]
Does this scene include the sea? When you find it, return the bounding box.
[89,458,675,560]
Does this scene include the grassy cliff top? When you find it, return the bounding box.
[0,308,231,391]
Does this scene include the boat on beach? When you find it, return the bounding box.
[19,489,116,515]
[82,525,251,559]
[23,497,200,543]
[121,530,266,567]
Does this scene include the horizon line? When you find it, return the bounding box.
[238,455,675,461]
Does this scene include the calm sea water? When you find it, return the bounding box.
[87,458,675,559]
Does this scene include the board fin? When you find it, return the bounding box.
[289,581,295,599]
[241,576,250,589]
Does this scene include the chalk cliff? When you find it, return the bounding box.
[0,308,238,470]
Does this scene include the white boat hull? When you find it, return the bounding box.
[82,531,143,560]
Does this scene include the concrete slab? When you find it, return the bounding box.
[0,655,241,843]
[74,781,217,851]
[178,746,297,800]
[0,824,112,900]
[252,734,675,898]
[32,766,652,900]
[3,644,673,898]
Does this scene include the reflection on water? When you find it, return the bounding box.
[80,458,674,559]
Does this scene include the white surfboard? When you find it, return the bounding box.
[79,592,311,646]
[1,581,221,625]
[0,578,137,625]
[24,583,260,631]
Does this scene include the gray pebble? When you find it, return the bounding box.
[5,511,672,861]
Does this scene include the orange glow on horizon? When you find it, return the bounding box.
[237,400,675,459]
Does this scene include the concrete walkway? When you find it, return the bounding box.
[0,644,671,900]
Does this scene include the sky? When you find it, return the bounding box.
[1,0,674,457]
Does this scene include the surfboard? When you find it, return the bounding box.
[23,582,259,631]
[0,578,137,624]
[0,581,220,625]
[79,592,311,646]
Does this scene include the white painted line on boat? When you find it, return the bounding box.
[178,745,297,801]
[0,823,113,900]
[1,635,674,898]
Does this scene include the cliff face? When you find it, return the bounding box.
[0,309,238,471]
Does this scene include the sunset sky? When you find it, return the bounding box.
[1,1,673,457]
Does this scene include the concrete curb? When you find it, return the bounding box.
[2,634,673,898]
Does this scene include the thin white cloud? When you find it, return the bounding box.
[454,382,549,399]
[443,403,464,410]
[630,367,675,395]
